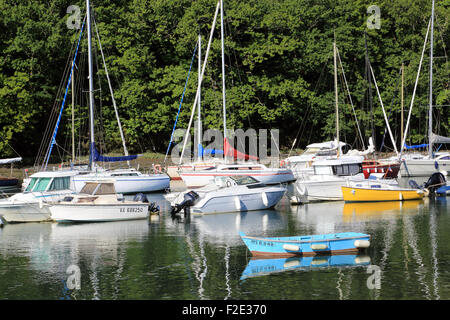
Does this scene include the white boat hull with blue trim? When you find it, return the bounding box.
[0,171,78,223]
[168,175,286,215]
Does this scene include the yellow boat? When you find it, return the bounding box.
[341,184,426,202]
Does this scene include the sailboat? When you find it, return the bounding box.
[399,0,450,177]
[38,0,170,194]
[177,0,294,188]
[288,41,369,204]
[166,34,223,181]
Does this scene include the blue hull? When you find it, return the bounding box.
[240,231,371,257]
[240,254,371,280]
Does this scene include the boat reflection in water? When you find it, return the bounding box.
[191,209,286,246]
[342,200,425,222]
[240,254,371,280]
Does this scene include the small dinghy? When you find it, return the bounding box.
[49,181,157,222]
[239,231,370,257]
[167,175,286,216]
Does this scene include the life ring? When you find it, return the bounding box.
[154,164,162,173]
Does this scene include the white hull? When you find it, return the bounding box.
[180,169,295,188]
[191,189,285,215]
[400,158,450,177]
[73,173,170,193]
[288,178,351,203]
[50,203,149,222]
[167,162,217,180]
[0,190,76,222]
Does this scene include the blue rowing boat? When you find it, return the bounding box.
[239,231,371,257]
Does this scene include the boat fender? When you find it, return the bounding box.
[234,196,241,210]
[311,244,328,250]
[283,259,300,268]
[354,240,370,249]
[38,199,43,209]
[261,192,268,206]
[311,258,328,265]
[283,244,300,252]
[399,192,403,201]
[354,256,371,264]
[0,217,3,227]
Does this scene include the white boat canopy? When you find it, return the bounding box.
[0,157,22,165]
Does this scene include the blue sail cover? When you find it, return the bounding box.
[91,142,138,162]
[404,143,428,149]
[198,144,224,156]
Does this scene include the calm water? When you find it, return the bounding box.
[0,180,449,300]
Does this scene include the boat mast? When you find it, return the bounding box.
[197,34,202,162]
[333,38,339,156]
[72,58,75,164]
[428,0,435,158]
[179,1,220,165]
[221,0,227,163]
[87,0,95,170]
[401,62,404,151]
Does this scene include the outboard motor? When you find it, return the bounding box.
[423,172,446,194]
[148,202,160,215]
[170,191,200,220]
[408,180,421,190]
[134,193,149,203]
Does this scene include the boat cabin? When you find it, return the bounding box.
[312,156,363,176]
[25,171,78,193]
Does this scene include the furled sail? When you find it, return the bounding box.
[198,144,224,156]
[430,133,450,144]
[404,143,428,149]
[91,143,138,162]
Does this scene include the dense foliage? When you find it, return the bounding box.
[0,0,449,162]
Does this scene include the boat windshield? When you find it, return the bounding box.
[230,175,259,185]
[25,177,51,192]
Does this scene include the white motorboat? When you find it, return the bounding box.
[73,167,170,194]
[167,175,286,215]
[0,170,79,223]
[288,156,367,203]
[179,163,295,188]
[282,141,346,177]
[49,181,154,223]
